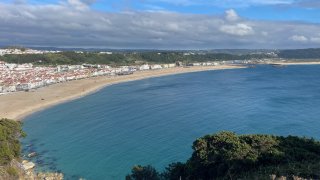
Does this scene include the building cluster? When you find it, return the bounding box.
[0,61,129,94]
[237,59,283,64]
[138,63,176,70]
[0,48,60,56]
[0,61,180,94]
[189,62,220,66]
[0,57,260,95]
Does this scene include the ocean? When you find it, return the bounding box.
[22,65,320,179]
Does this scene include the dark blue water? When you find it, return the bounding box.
[22,65,320,179]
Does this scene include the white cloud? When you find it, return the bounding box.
[247,0,294,5]
[290,35,308,42]
[310,37,320,43]
[0,2,320,48]
[146,0,295,8]
[67,0,90,10]
[225,9,239,21]
[261,31,268,36]
[295,0,320,8]
[145,0,196,6]
[220,23,254,36]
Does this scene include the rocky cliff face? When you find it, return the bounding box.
[0,159,64,180]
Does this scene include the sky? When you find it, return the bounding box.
[1,0,320,49]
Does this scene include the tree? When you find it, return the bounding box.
[162,162,187,180]
[126,165,160,180]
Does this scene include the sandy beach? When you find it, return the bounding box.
[0,65,244,120]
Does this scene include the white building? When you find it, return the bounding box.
[14,63,33,71]
[162,64,176,68]
[57,65,69,72]
[68,65,84,70]
[3,85,16,92]
[150,64,162,70]
[16,83,30,91]
[0,61,7,69]
[99,51,113,55]
[139,64,150,71]
[6,63,17,70]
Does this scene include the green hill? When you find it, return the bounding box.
[1,51,271,66]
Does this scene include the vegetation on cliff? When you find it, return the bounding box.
[0,118,25,178]
[126,131,320,180]
[0,118,25,165]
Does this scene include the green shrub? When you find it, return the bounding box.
[6,167,18,177]
[0,119,25,165]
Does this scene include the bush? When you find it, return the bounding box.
[126,165,160,180]
[6,167,18,177]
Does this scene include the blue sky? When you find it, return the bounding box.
[1,0,320,48]
[7,0,320,23]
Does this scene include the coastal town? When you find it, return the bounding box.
[0,48,223,95]
[0,48,284,95]
[0,61,236,94]
[0,60,177,94]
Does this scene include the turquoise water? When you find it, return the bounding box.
[22,65,320,179]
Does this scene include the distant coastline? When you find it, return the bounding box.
[0,65,244,121]
[270,61,320,65]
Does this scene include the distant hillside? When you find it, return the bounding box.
[1,51,272,65]
[206,49,277,55]
[2,47,320,65]
[278,48,320,59]
[126,131,320,180]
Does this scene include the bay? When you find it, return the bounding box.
[22,65,320,179]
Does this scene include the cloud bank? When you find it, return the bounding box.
[144,0,295,8]
[0,0,320,49]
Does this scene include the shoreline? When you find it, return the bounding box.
[0,65,244,121]
[266,61,320,65]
